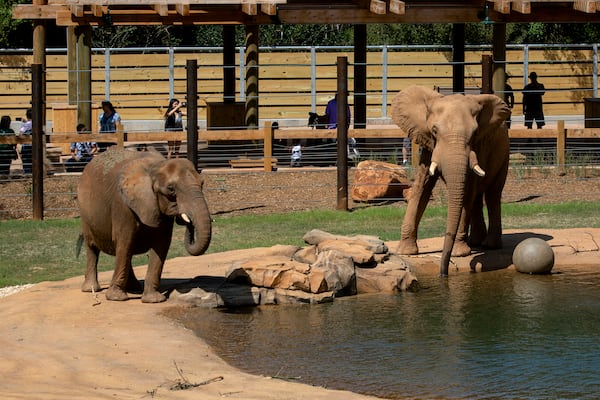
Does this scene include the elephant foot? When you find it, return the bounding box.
[141,291,167,303]
[397,239,419,255]
[125,278,144,294]
[451,241,472,257]
[81,279,101,293]
[105,286,129,301]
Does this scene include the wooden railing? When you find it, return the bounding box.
[2,121,600,172]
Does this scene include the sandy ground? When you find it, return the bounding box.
[0,228,599,400]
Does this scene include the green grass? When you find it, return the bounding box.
[1,200,599,287]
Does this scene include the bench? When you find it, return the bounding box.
[229,157,278,169]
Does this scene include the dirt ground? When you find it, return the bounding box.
[1,228,599,399]
[2,164,600,219]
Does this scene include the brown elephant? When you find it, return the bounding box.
[78,148,212,302]
[392,85,510,276]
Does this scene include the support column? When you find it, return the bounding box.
[245,25,259,128]
[77,26,92,130]
[492,23,507,98]
[186,59,198,169]
[353,24,367,129]
[223,25,236,103]
[452,24,465,94]
[336,57,349,212]
[32,0,46,126]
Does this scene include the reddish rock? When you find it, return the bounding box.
[351,160,411,202]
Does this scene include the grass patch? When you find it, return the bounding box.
[1,200,599,287]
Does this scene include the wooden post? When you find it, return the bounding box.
[337,56,349,212]
[556,120,566,167]
[482,55,493,94]
[32,64,44,221]
[354,24,367,129]
[77,26,92,130]
[223,25,236,104]
[452,24,465,94]
[263,121,274,172]
[492,23,507,97]
[245,25,259,128]
[116,121,125,149]
[186,59,199,169]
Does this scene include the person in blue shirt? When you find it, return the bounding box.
[97,100,121,151]
[324,97,351,129]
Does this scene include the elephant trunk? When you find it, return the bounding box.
[179,192,212,256]
[439,153,469,276]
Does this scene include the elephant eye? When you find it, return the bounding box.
[431,125,439,138]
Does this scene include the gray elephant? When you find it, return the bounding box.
[392,85,510,276]
[78,148,212,302]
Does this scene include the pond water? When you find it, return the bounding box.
[176,268,600,399]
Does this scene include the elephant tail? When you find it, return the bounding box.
[76,234,84,258]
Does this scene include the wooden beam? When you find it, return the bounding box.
[12,4,69,19]
[493,0,511,14]
[512,1,531,14]
[574,0,597,13]
[175,3,189,15]
[70,4,83,16]
[389,0,405,15]
[91,4,104,17]
[260,2,277,15]
[242,0,257,15]
[154,4,169,16]
[370,0,386,14]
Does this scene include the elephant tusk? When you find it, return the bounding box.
[429,162,438,176]
[180,213,191,224]
[473,164,486,177]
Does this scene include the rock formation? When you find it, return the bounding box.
[351,160,412,202]
[170,229,418,308]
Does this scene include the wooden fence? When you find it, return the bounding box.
[0,44,598,124]
[2,122,600,171]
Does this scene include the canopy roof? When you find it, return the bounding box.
[13,1,600,26]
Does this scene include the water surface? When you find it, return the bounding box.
[177,269,600,399]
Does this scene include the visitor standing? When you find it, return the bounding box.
[523,72,545,129]
[504,75,515,129]
[19,108,33,173]
[98,100,121,151]
[0,115,17,175]
[164,98,185,158]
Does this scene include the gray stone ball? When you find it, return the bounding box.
[512,238,555,274]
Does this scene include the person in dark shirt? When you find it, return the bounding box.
[523,72,545,129]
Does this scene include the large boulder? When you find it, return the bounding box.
[351,160,411,202]
[170,230,418,308]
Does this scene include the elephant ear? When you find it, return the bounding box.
[119,153,165,227]
[391,85,443,152]
[473,94,511,135]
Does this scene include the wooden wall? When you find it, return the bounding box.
[0,47,594,127]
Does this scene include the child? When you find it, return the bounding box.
[290,141,302,167]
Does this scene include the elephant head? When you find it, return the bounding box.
[120,153,212,256]
[392,85,510,275]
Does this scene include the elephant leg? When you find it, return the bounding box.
[398,154,437,255]
[452,205,472,257]
[467,192,487,248]
[141,248,168,303]
[125,264,143,294]
[482,188,503,249]
[106,245,133,301]
[81,241,101,293]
